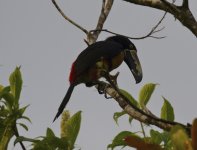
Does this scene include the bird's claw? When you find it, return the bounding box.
[97,86,104,94]
[96,81,112,99]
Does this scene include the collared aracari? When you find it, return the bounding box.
[53,35,143,122]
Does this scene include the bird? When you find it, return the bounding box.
[53,35,143,122]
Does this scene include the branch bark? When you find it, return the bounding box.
[96,81,191,135]
[87,0,114,44]
[123,0,197,37]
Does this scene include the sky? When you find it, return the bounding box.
[1,0,197,149]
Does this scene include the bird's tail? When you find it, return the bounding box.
[53,84,75,122]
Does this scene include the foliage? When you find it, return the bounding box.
[0,67,82,150]
[109,83,197,150]
[0,67,30,150]
[14,111,81,150]
[1,69,197,150]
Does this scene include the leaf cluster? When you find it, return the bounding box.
[1,68,197,150]
[0,67,82,150]
[0,67,30,150]
[14,111,82,150]
[108,83,197,150]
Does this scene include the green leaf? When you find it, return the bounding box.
[0,86,14,109]
[1,93,15,111]
[113,111,133,125]
[19,116,32,123]
[113,111,127,125]
[161,97,174,121]
[25,128,69,149]
[0,86,10,98]
[0,85,4,91]
[0,120,6,141]
[42,128,67,149]
[46,137,68,149]
[32,142,48,150]
[0,123,15,150]
[128,116,133,124]
[0,106,9,117]
[107,131,135,150]
[46,128,55,138]
[14,136,39,146]
[33,136,68,150]
[9,66,23,103]
[0,87,15,115]
[18,123,28,131]
[170,125,191,150]
[149,129,163,144]
[120,89,138,106]
[62,111,82,149]
[18,105,29,117]
[161,131,172,148]
[59,137,69,149]
[138,83,157,108]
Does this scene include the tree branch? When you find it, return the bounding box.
[182,0,189,9]
[123,0,197,37]
[51,0,88,34]
[96,81,191,135]
[87,0,114,44]
[90,12,167,39]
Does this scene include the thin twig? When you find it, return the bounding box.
[14,125,26,150]
[140,122,146,137]
[160,0,179,12]
[90,12,167,40]
[51,0,88,34]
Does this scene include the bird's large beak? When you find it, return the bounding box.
[124,50,143,84]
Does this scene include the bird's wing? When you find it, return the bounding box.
[73,41,123,77]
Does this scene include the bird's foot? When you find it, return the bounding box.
[97,85,104,94]
[96,81,105,94]
[96,81,112,99]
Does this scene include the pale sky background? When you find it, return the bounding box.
[1,0,197,149]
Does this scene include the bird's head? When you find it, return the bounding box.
[106,35,143,83]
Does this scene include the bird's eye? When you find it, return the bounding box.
[129,45,134,49]
[129,45,137,52]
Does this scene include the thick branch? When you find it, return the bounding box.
[96,81,191,135]
[182,0,189,8]
[87,0,114,44]
[123,0,197,37]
